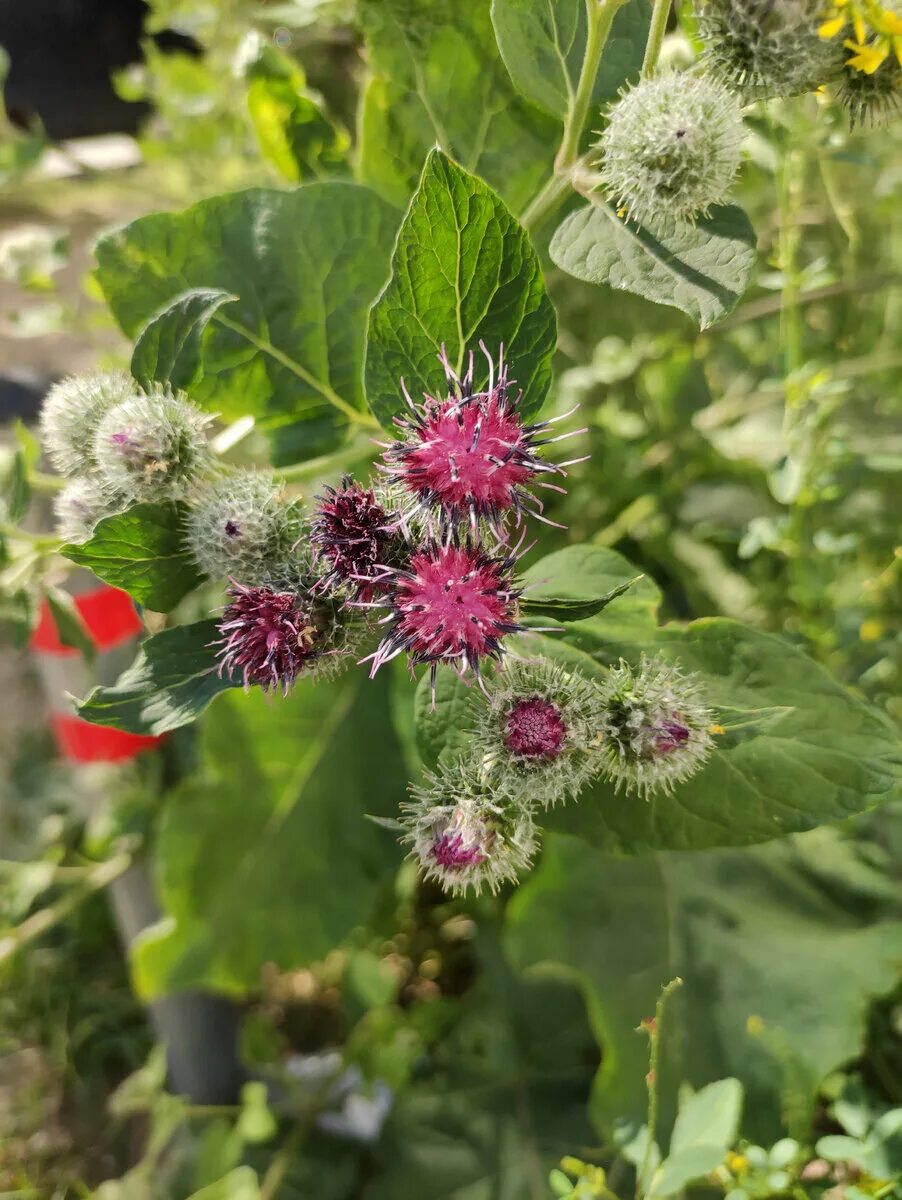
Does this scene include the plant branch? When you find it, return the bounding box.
[641,0,672,77]
[522,0,629,234]
[636,976,683,1200]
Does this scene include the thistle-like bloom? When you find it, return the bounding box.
[696,0,844,98]
[597,655,715,798]
[39,370,138,477]
[471,658,604,807]
[186,470,299,585]
[382,346,583,536]
[402,759,538,895]
[833,50,902,121]
[53,476,122,543]
[309,475,407,596]
[364,540,523,687]
[596,74,745,228]
[93,386,211,501]
[215,580,356,692]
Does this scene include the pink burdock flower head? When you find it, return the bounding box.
[216,582,319,693]
[505,697,568,759]
[363,539,523,689]
[401,758,538,896]
[471,657,604,808]
[382,343,586,536]
[310,475,406,596]
[597,655,716,798]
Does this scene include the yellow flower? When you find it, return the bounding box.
[844,35,891,68]
[820,0,902,70]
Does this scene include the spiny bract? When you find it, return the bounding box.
[596,73,745,228]
[695,0,844,99]
[186,470,299,585]
[597,655,716,798]
[92,385,211,501]
[402,758,538,896]
[39,370,139,478]
[470,657,604,807]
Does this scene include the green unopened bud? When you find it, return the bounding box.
[185,469,299,584]
[93,385,211,501]
[53,477,124,543]
[833,53,902,126]
[596,73,744,228]
[39,370,138,477]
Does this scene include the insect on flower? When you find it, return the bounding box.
[381,343,587,537]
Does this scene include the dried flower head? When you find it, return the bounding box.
[597,655,715,797]
[596,73,745,228]
[215,580,357,693]
[53,476,124,543]
[471,657,604,807]
[364,539,523,688]
[310,475,408,596]
[39,370,139,477]
[696,0,843,98]
[402,758,538,895]
[93,385,211,501]
[186,470,299,584]
[382,345,583,536]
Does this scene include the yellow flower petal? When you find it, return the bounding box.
[819,14,847,36]
[844,38,889,70]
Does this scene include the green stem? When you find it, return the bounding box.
[636,977,683,1200]
[641,0,672,77]
[30,470,66,493]
[213,312,379,431]
[521,0,628,234]
[0,522,59,548]
[0,852,133,966]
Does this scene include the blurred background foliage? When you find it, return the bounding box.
[0,0,900,1196]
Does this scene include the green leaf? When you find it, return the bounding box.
[544,616,902,853]
[649,1144,727,1197]
[491,0,649,118]
[244,44,350,182]
[131,287,237,394]
[358,0,558,212]
[549,203,757,330]
[75,620,233,735]
[414,667,477,770]
[522,574,646,622]
[2,448,30,522]
[61,502,204,612]
[130,670,408,996]
[44,586,96,662]
[365,149,557,428]
[94,184,398,461]
[669,1078,742,1154]
[185,1167,260,1200]
[505,828,902,1142]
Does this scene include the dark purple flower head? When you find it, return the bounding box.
[216,581,320,693]
[382,344,586,535]
[310,475,402,596]
[430,830,488,870]
[504,696,568,760]
[364,540,523,688]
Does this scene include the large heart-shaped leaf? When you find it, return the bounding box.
[491,0,649,118]
[94,184,398,462]
[75,620,233,735]
[550,202,757,329]
[131,671,408,997]
[365,149,557,428]
[130,288,237,395]
[505,828,902,1140]
[61,502,204,613]
[358,0,558,212]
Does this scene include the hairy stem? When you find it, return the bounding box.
[522,0,629,234]
[636,976,683,1199]
[641,0,672,77]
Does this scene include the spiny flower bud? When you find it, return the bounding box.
[362,539,524,691]
[471,658,604,807]
[186,470,299,585]
[215,580,358,693]
[596,73,745,228]
[833,51,902,125]
[92,385,211,501]
[695,0,843,99]
[382,345,584,537]
[39,370,139,477]
[401,759,538,895]
[53,477,123,544]
[597,655,715,797]
[309,475,409,597]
